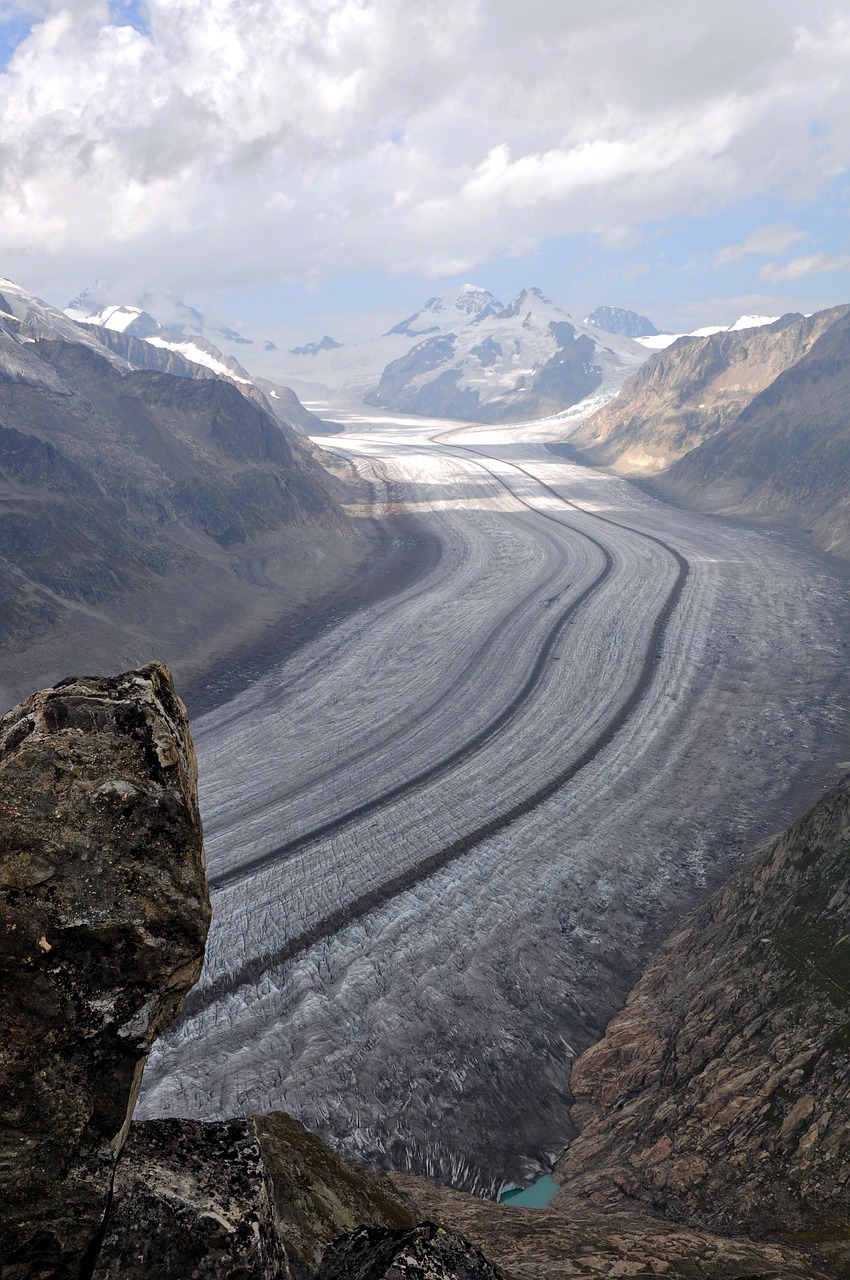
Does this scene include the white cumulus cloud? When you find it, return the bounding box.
[715,223,809,266]
[759,251,850,282]
[0,0,847,300]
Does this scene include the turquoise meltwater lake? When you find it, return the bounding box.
[498,1174,561,1207]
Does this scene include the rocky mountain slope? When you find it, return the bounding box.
[386,768,850,1277]
[565,304,850,558]
[659,305,850,558]
[553,770,850,1274]
[65,292,326,434]
[0,280,372,713]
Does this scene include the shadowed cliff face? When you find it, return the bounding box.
[0,330,369,712]
[553,772,850,1273]
[0,664,210,1280]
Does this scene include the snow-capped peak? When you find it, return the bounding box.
[385,285,504,337]
[65,301,163,340]
[728,313,781,332]
[65,295,254,385]
[498,286,558,319]
[0,277,133,363]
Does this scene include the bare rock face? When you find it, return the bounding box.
[315,1222,506,1280]
[254,1112,416,1279]
[0,664,210,1278]
[91,1113,416,1280]
[92,1119,285,1280]
[554,773,850,1273]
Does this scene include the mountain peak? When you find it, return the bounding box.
[290,335,343,356]
[585,305,659,339]
[498,287,559,319]
[384,285,504,337]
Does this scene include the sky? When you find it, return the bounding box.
[0,0,849,344]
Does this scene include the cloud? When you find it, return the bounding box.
[597,226,644,251]
[0,0,848,299]
[758,251,850,282]
[715,223,809,265]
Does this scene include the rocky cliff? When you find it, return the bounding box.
[553,772,850,1274]
[565,304,850,559]
[0,664,210,1278]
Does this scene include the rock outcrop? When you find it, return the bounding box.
[91,1113,418,1279]
[553,773,850,1274]
[0,664,210,1279]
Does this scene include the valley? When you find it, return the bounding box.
[137,406,850,1198]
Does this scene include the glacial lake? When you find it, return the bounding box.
[499,1174,561,1207]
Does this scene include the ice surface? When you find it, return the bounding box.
[138,410,850,1197]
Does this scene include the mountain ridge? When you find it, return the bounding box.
[563,303,850,558]
[0,278,379,714]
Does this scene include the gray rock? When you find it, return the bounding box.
[315,1222,506,1280]
[0,664,210,1278]
[90,1112,418,1280]
[92,1119,284,1280]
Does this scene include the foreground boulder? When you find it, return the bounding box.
[0,664,210,1278]
[92,1119,285,1280]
